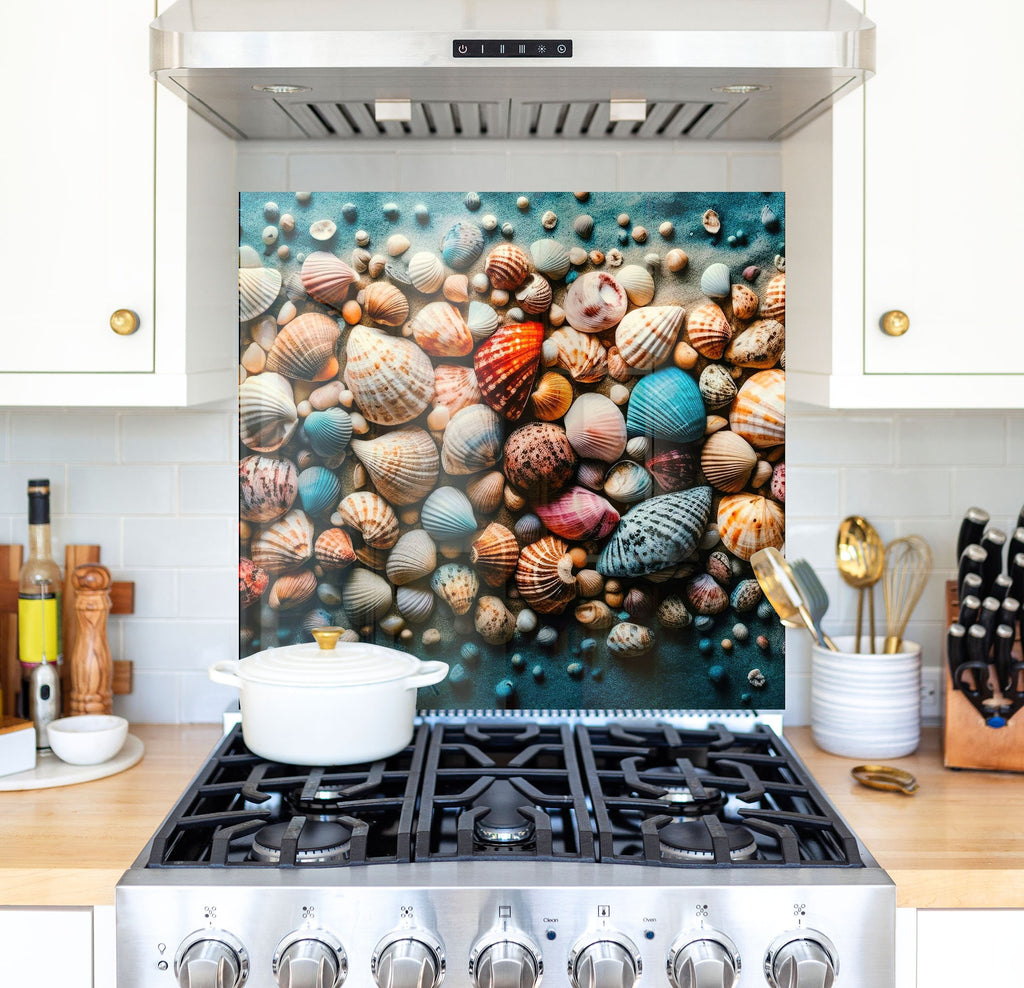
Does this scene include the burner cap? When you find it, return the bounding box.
[658,821,757,863]
[472,779,536,845]
[251,820,352,864]
[656,785,727,818]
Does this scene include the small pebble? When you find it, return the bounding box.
[349,412,369,435]
[708,664,727,684]
[659,221,675,238]
[296,191,312,205]
[741,692,752,704]
[742,265,761,282]
[756,635,770,651]
[541,209,558,230]
[355,229,371,247]
[631,226,647,244]
[698,638,713,655]
[720,638,733,652]
[453,615,474,636]
[609,384,630,406]
[694,615,713,632]
[510,652,526,671]
[261,225,278,246]
[665,248,688,273]
[263,201,279,221]
[341,300,362,325]
[566,661,584,679]
[565,270,578,284]
[516,609,538,634]
[732,623,749,642]
[590,668,603,681]
[569,247,588,266]
[568,546,588,568]
[517,195,530,211]
[400,508,419,526]
[379,615,405,636]
[644,252,661,269]
[580,637,597,657]
[532,664,545,682]
[589,250,605,265]
[617,230,629,246]
[501,221,516,238]
[276,245,290,261]
[617,212,630,227]
[414,203,429,224]
[426,406,450,432]
[399,629,413,643]
[280,213,295,234]
[386,233,409,255]
[422,627,441,647]
[471,272,490,294]
[481,214,498,232]
[339,389,355,408]
[491,289,509,307]
[341,202,357,222]
[382,202,399,220]
[574,191,590,202]
[464,192,481,211]
[748,668,767,688]
[495,679,515,701]
[276,300,297,325]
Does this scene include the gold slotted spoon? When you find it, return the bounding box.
[836,516,886,653]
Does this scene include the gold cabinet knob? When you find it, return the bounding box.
[880,310,910,337]
[109,308,140,336]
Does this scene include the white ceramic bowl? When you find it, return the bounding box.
[47,715,128,765]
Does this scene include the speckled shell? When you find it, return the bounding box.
[729,369,785,448]
[616,264,656,306]
[535,486,620,541]
[351,427,440,505]
[363,281,410,326]
[396,582,435,624]
[724,318,785,369]
[700,261,731,299]
[731,283,759,320]
[303,407,353,458]
[408,301,474,357]
[698,363,738,410]
[239,455,297,523]
[515,273,553,314]
[344,325,435,426]
[441,221,485,271]
[515,536,577,614]
[575,599,615,629]
[614,305,685,372]
[297,465,343,517]
[546,327,608,384]
[607,622,655,658]
[761,272,786,322]
[269,568,318,610]
[420,486,477,541]
[385,529,437,586]
[685,302,732,360]
[685,572,730,615]
[656,595,693,629]
[467,301,500,343]
[240,557,269,606]
[239,372,298,453]
[239,265,282,321]
[407,251,446,294]
[470,522,520,587]
[625,367,706,444]
[342,567,393,624]
[265,313,341,381]
[484,243,531,290]
[771,462,786,502]
[314,528,357,570]
[465,470,506,516]
[441,404,503,475]
[603,460,653,504]
[564,393,627,463]
[596,486,712,578]
[700,430,757,493]
[717,492,785,561]
[338,491,400,550]
[730,577,763,613]
[432,364,481,415]
[503,422,578,497]
[300,251,357,308]
[563,271,628,333]
[529,238,571,280]
[529,371,574,422]
[251,508,314,574]
[431,563,480,616]
[474,596,515,644]
[473,321,544,421]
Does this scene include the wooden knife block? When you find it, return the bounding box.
[943,580,1024,772]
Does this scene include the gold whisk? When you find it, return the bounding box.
[882,535,933,654]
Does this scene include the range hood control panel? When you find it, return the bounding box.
[452,40,573,58]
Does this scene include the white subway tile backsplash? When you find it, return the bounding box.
[180,672,239,723]
[618,152,728,190]
[116,568,179,619]
[287,153,399,191]
[180,464,237,515]
[784,467,839,518]
[68,465,176,515]
[508,152,618,191]
[178,568,238,619]
[950,467,1024,519]
[898,413,1006,466]
[40,517,124,568]
[121,412,231,463]
[113,671,181,724]
[396,153,509,191]
[9,412,117,463]
[123,619,235,671]
[0,464,67,514]
[123,517,236,568]
[843,468,951,518]
[786,414,894,466]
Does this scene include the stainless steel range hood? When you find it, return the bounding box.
[151,0,873,142]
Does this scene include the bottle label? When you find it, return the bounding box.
[18,594,62,667]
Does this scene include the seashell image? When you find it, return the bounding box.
[573,214,594,239]
[575,599,615,629]
[408,301,474,357]
[314,528,357,571]
[546,327,608,384]
[685,302,732,360]
[729,369,785,448]
[239,265,282,322]
[515,536,577,614]
[513,513,544,545]
[251,508,314,574]
[239,455,297,523]
[535,486,620,541]
[771,462,786,502]
[684,572,730,615]
[441,404,503,476]
[626,367,706,444]
[467,301,500,343]
[564,392,627,463]
[297,465,343,517]
[515,273,553,315]
[351,427,440,505]
[530,371,574,422]
[724,318,785,369]
[575,569,604,598]
[300,251,357,308]
[474,596,515,645]
[441,221,485,270]
[656,595,692,629]
[702,208,721,234]
[240,557,269,606]
[761,271,785,322]
[239,372,298,453]
[731,283,759,320]
[597,486,712,577]
[269,569,318,610]
[470,522,520,587]
[700,261,731,299]
[344,325,435,426]
[464,470,505,516]
[420,486,477,541]
[603,460,653,504]
[529,238,571,280]
[407,251,446,294]
[503,422,578,497]
[484,242,531,290]
[303,407,353,459]
[342,567,393,624]
[473,321,544,421]
[700,430,757,493]
[362,281,410,326]
[563,271,628,333]
[698,363,739,410]
[614,305,685,372]
[396,582,435,624]
[385,529,437,586]
[338,491,400,550]
[730,577,763,612]
[717,492,785,560]
[264,312,341,381]
[616,264,656,306]
[607,622,655,658]
[432,364,481,416]
[576,459,607,492]
[443,274,469,303]
[431,563,480,616]
[706,550,733,587]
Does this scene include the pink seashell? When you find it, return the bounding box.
[685,572,730,615]
[535,486,620,541]
[408,301,474,357]
[563,393,627,464]
[300,251,357,308]
[432,364,481,415]
[563,271,628,333]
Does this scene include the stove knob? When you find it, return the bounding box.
[764,931,838,988]
[274,932,347,988]
[372,933,445,988]
[668,932,740,988]
[471,935,543,988]
[568,935,641,988]
[175,930,248,988]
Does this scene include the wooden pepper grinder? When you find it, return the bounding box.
[69,564,113,715]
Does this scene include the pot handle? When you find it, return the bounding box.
[405,660,450,690]
[208,660,243,689]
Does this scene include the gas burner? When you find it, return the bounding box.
[250,820,352,864]
[471,780,536,845]
[655,785,728,818]
[285,785,354,820]
[658,821,758,863]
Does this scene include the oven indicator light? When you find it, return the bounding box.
[644,931,655,941]
[546,930,557,941]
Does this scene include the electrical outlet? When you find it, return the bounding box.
[920,667,942,720]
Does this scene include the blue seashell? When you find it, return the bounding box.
[617,229,629,245]
[565,270,578,285]
[414,203,430,224]
[625,367,706,443]
[383,202,399,220]
[700,262,731,298]
[303,407,353,458]
[420,486,477,540]
[441,221,485,271]
[341,202,357,222]
[464,192,481,211]
[297,466,342,517]
[495,678,515,701]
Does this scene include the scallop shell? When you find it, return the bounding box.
[731,283,759,320]
[596,486,712,578]
[730,577,763,612]
[474,596,515,645]
[240,557,269,606]
[431,563,480,616]
[684,572,730,615]
[515,273,553,314]
[616,264,656,306]
[530,371,574,422]
[603,460,653,504]
[484,243,531,291]
[717,492,785,561]
[761,272,786,322]
[614,306,685,372]
[513,513,544,544]
[563,271,628,333]
[443,274,469,304]
[503,422,578,497]
[646,447,701,492]
[574,599,615,629]
[698,363,738,410]
[515,536,577,615]
[441,404,503,476]
[303,407,354,458]
[470,522,520,587]
[473,321,544,421]
[432,364,481,415]
[724,318,785,369]
[467,301,500,343]
[408,301,474,358]
[546,327,608,384]
[239,455,298,523]
[573,214,594,239]
[297,466,343,517]
[575,459,607,492]
[342,567,393,624]
[351,427,440,505]
[529,238,572,280]
[656,595,692,629]
[269,569,318,610]
[264,312,341,381]
[420,486,477,541]
[685,302,732,360]
[700,261,730,298]
[441,221,485,271]
[396,582,436,624]
[363,282,410,327]
[385,530,437,586]
[344,325,435,426]
[465,470,506,515]
[300,251,357,308]
[625,367,706,444]
[239,372,298,453]
[563,393,627,463]
[700,431,757,493]
[535,486,620,541]
[576,569,604,598]
[408,251,446,294]
[251,508,314,574]
[729,369,785,448]
[607,622,654,658]
[314,528,357,570]
[338,491,400,550]
[239,265,283,321]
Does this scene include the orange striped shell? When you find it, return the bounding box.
[728,368,785,448]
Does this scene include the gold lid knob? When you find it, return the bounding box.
[109,308,140,336]
[311,626,345,650]
[880,310,910,337]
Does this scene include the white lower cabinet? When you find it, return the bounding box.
[0,906,94,987]
[916,910,1022,986]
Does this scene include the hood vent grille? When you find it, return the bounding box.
[284,100,504,139]
[517,100,734,139]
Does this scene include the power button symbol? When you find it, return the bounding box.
[458,44,468,54]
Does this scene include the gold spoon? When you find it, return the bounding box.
[750,547,839,651]
[836,516,886,653]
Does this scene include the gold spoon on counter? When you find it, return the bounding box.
[836,516,886,653]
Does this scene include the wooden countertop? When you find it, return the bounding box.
[1,725,1021,909]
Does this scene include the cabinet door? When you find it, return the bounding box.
[1,0,154,373]
[0,907,94,987]
[862,0,1024,375]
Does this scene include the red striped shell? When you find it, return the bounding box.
[484,243,531,291]
[314,528,357,570]
[473,321,544,421]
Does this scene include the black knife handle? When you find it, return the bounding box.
[947,623,966,687]
[978,596,1002,650]
[1012,553,1024,606]
[1009,527,1024,568]
[980,528,1008,586]
[961,571,984,604]
[958,545,988,598]
[998,596,1020,631]
[958,594,982,628]
[995,624,1016,695]
[958,506,990,562]
[990,573,1014,603]
[967,621,992,665]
